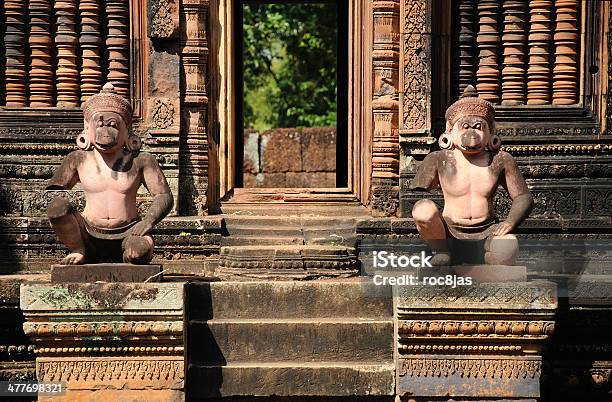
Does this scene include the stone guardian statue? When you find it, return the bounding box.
[46,83,173,265]
[409,85,533,266]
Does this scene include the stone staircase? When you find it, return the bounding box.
[186,280,395,399]
[217,204,369,279]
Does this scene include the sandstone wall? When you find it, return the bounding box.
[243,127,336,188]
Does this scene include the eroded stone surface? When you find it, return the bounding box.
[51,264,162,283]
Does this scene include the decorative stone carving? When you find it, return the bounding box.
[28,0,54,107]
[452,0,477,99]
[79,0,103,103]
[149,0,178,39]
[45,83,173,265]
[527,0,553,104]
[475,0,501,103]
[372,0,401,217]
[152,98,175,129]
[501,0,527,105]
[179,0,210,215]
[409,86,533,265]
[4,0,28,106]
[105,1,131,99]
[55,0,79,107]
[552,0,579,105]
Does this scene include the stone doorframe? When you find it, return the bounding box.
[207,0,373,209]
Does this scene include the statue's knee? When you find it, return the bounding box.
[485,234,518,265]
[412,199,439,224]
[47,197,73,220]
[123,236,154,264]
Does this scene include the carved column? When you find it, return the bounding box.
[79,0,103,103]
[501,0,527,105]
[55,0,79,107]
[398,0,436,217]
[29,0,54,107]
[147,0,181,215]
[395,281,557,401]
[105,0,131,99]
[476,0,501,104]
[371,0,400,216]
[527,0,553,105]
[180,0,210,215]
[20,283,186,401]
[452,0,477,100]
[4,0,28,106]
[552,0,579,105]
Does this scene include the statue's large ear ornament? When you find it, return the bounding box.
[438,132,453,150]
[126,135,142,152]
[487,134,501,151]
[76,130,93,150]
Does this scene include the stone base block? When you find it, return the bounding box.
[51,264,162,283]
[39,389,184,402]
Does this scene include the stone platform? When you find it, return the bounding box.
[395,280,558,401]
[20,282,185,402]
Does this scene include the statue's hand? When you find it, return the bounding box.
[131,220,154,236]
[492,221,513,236]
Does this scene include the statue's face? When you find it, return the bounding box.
[88,111,128,154]
[452,116,490,155]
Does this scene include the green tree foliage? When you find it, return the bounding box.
[242,2,338,130]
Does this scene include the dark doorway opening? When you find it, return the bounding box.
[234,0,348,189]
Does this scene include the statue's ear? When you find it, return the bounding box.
[487,134,501,151]
[126,135,142,152]
[76,130,93,150]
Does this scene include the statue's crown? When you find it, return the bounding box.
[83,83,132,124]
[445,85,495,128]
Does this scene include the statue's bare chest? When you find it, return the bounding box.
[438,152,500,197]
[77,154,141,194]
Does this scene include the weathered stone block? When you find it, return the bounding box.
[51,264,162,283]
[301,127,336,172]
[261,129,302,173]
[188,280,392,320]
[190,320,393,363]
[189,363,395,397]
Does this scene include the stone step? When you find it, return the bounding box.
[187,280,392,320]
[189,319,393,364]
[221,204,370,217]
[223,225,304,237]
[217,245,359,279]
[222,214,361,228]
[187,362,395,397]
[220,236,304,246]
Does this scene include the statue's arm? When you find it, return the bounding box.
[137,153,174,233]
[500,152,533,229]
[408,152,440,191]
[45,151,81,190]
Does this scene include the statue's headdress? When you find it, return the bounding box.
[83,82,132,125]
[445,85,495,129]
[77,82,141,152]
[439,85,500,151]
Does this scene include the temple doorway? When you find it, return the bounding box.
[233,0,349,191]
[209,0,369,206]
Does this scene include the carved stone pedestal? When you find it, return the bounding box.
[20,282,185,402]
[395,280,557,401]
